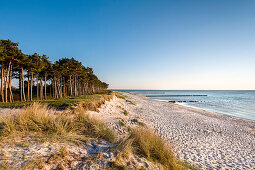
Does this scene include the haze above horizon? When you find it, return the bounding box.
[1,0,255,90]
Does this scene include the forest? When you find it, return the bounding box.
[0,39,109,103]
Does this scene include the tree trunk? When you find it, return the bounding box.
[21,67,26,101]
[44,74,47,100]
[54,76,57,99]
[40,78,43,100]
[27,72,30,101]
[69,75,72,96]
[60,77,62,98]
[9,64,14,103]
[63,77,65,97]
[50,80,52,98]
[30,72,33,101]
[19,70,22,101]
[5,63,10,102]
[51,76,55,98]
[74,76,77,96]
[1,65,4,102]
[37,75,39,100]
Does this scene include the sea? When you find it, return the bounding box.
[116,90,255,121]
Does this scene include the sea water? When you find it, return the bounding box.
[116,90,255,121]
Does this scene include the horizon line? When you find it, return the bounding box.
[110,89,255,91]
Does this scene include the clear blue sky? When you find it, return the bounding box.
[1,0,255,90]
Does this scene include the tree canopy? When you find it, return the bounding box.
[0,39,109,102]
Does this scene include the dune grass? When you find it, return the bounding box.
[126,100,137,106]
[131,118,145,127]
[115,128,199,170]
[130,128,178,169]
[0,103,115,143]
[114,92,126,100]
[123,110,129,116]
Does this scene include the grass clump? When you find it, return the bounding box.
[109,161,129,170]
[0,161,10,169]
[116,128,197,170]
[119,119,125,127]
[131,119,145,127]
[115,92,126,100]
[0,103,115,143]
[130,128,178,169]
[123,110,129,116]
[126,100,137,106]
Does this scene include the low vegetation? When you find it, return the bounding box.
[114,92,126,100]
[115,128,198,170]
[126,100,137,106]
[0,91,113,109]
[123,109,129,116]
[131,118,145,126]
[119,119,125,127]
[0,102,115,143]
[130,128,177,169]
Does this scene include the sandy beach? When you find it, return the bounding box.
[94,92,255,169]
[0,92,254,169]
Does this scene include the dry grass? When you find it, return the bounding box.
[20,147,70,170]
[118,118,125,127]
[131,118,145,127]
[0,161,10,169]
[77,93,114,112]
[114,92,126,100]
[126,100,137,106]
[115,128,198,170]
[130,128,178,169]
[0,103,115,143]
[123,110,129,116]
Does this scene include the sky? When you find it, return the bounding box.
[1,0,255,90]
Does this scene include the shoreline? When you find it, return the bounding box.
[178,102,255,123]
[112,92,255,169]
[134,93,255,123]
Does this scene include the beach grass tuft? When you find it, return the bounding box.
[119,119,125,127]
[123,110,129,116]
[115,128,198,170]
[115,92,126,100]
[131,118,145,127]
[130,128,178,169]
[0,103,115,143]
[126,100,137,106]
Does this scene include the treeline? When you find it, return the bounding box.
[0,39,109,103]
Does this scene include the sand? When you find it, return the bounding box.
[1,92,254,169]
[93,92,255,169]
